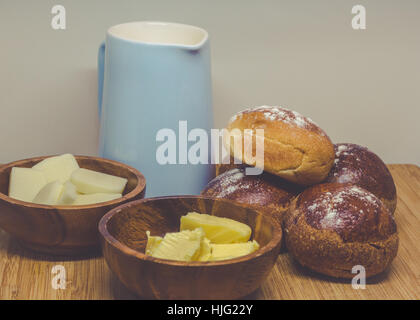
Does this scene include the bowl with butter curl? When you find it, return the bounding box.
[98,195,282,299]
[0,154,146,255]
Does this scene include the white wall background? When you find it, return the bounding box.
[0,0,419,164]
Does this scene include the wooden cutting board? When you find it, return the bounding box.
[0,164,419,300]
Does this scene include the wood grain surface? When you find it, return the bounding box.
[0,164,419,300]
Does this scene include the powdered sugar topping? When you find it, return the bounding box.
[320,209,343,229]
[336,144,348,156]
[229,106,324,134]
[204,167,297,206]
[334,143,363,165]
[304,185,380,232]
[211,168,246,197]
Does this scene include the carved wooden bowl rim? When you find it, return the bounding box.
[99,195,283,267]
[0,155,146,210]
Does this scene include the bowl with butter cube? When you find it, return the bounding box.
[98,196,282,299]
[0,154,146,255]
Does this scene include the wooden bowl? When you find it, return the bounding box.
[98,196,282,299]
[0,155,146,255]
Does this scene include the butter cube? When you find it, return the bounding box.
[209,240,260,261]
[8,167,47,202]
[197,237,212,262]
[71,168,127,194]
[33,181,63,205]
[57,181,78,205]
[72,193,122,206]
[180,212,252,244]
[145,231,163,255]
[32,154,79,183]
[147,228,204,261]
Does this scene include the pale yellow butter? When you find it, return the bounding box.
[145,213,260,262]
[209,240,260,261]
[32,154,79,183]
[147,228,204,262]
[8,167,47,202]
[180,212,252,244]
[72,192,122,205]
[145,231,163,255]
[71,168,127,194]
[197,237,212,262]
[57,181,78,205]
[33,181,64,205]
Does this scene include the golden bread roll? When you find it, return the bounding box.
[224,106,335,185]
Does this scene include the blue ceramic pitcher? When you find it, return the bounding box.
[98,22,213,197]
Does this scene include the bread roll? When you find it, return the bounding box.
[284,183,398,278]
[202,167,300,225]
[215,154,245,177]
[224,106,335,185]
[325,143,397,215]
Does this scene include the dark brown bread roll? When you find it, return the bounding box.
[284,183,398,278]
[325,143,397,215]
[215,154,245,177]
[202,167,301,225]
[224,106,335,186]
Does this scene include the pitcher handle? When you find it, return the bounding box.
[97,41,106,118]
